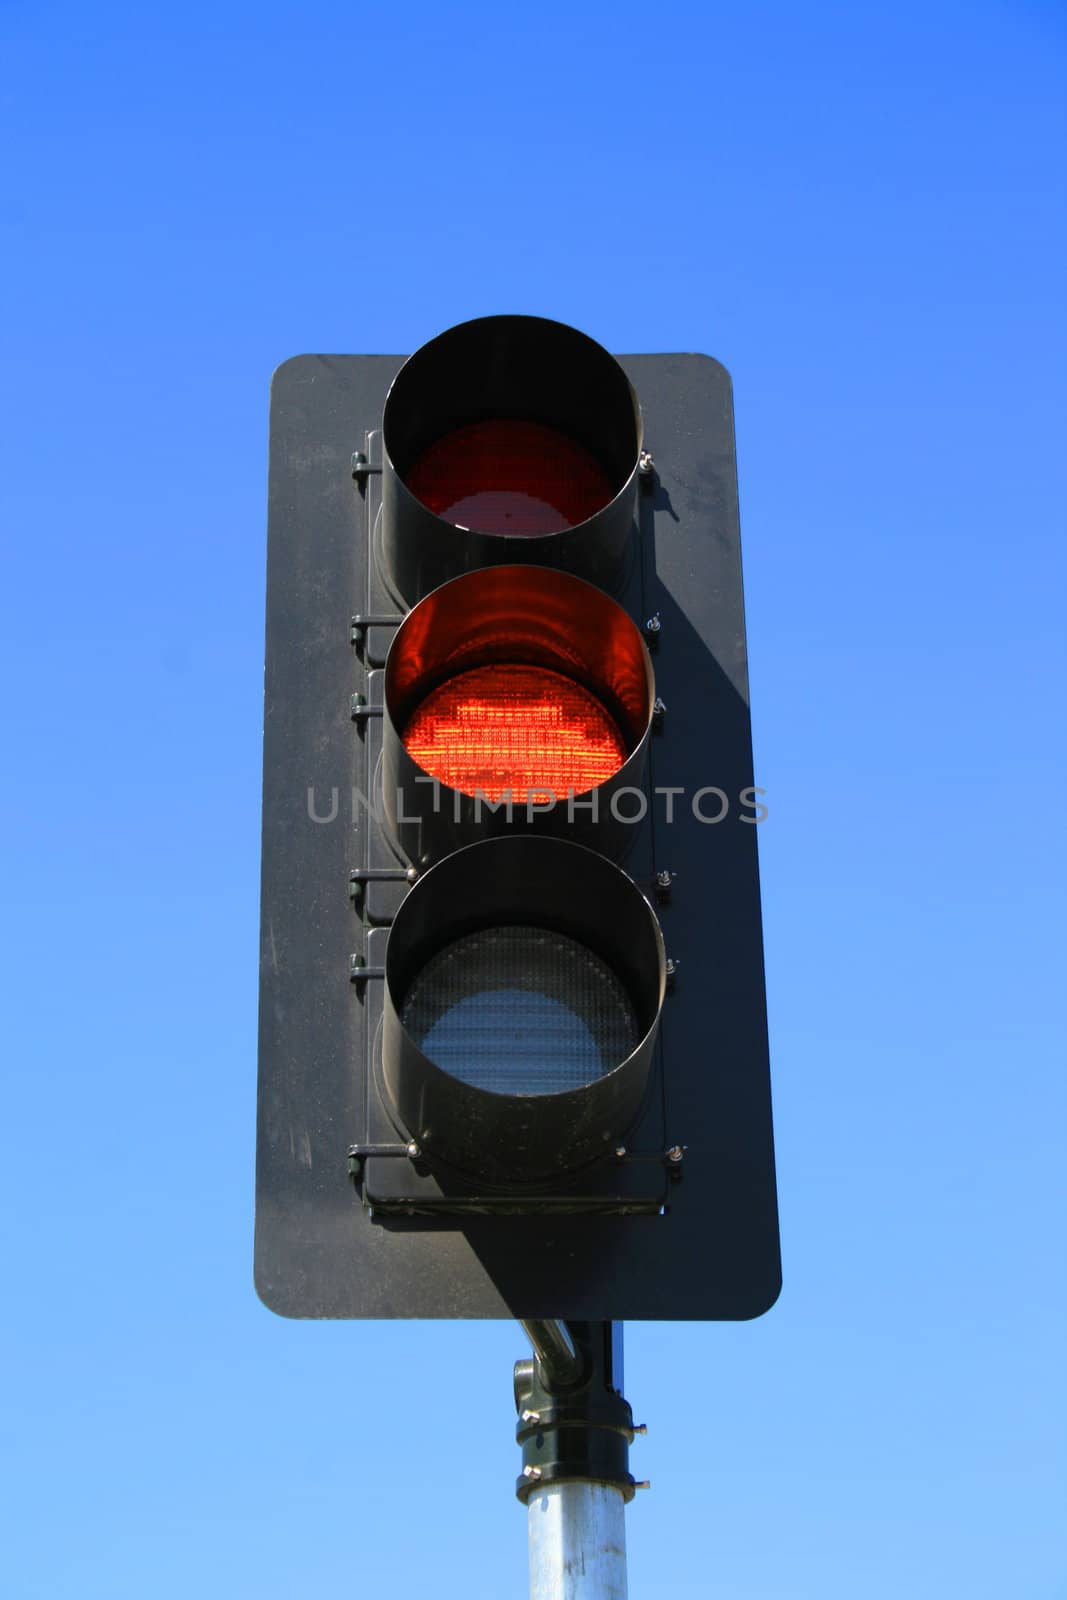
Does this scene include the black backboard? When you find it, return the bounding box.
[255,352,781,1319]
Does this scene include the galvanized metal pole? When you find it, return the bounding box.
[515,1322,637,1600]
[527,1480,628,1600]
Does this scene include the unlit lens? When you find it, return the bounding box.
[401,663,628,801]
[400,926,639,1095]
[405,419,615,536]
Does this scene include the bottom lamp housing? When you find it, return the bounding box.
[356,836,667,1212]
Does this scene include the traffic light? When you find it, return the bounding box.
[256,315,780,1319]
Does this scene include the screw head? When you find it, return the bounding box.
[406,1140,421,1159]
[645,613,661,635]
[656,869,672,889]
[638,449,655,477]
[666,1144,685,1164]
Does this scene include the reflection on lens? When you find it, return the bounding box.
[405,419,615,536]
[400,925,639,1095]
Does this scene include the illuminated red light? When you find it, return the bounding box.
[402,664,628,801]
[405,419,615,536]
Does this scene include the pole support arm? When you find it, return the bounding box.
[518,1319,585,1391]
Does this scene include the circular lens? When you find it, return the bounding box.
[401,663,628,801]
[405,419,616,536]
[400,925,640,1095]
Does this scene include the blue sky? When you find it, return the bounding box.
[2,3,1064,1596]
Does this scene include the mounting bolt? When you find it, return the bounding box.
[405,866,418,884]
[520,1409,541,1424]
[351,450,369,480]
[406,1141,421,1159]
[522,1466,543,1482]
[634,1480,652,1490]
[666,1144,685,1165]
[350,692,365,718]
[633,1423,648,1435]
[613,1145,628,1161]
[665,957,679,987]
[644,613,661,639]
[638,449,655,481]
[652,696,667,725]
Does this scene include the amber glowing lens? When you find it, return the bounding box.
[405,419,615,536]
[402,664,628,801]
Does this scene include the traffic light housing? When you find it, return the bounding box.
[256,316,780,1319]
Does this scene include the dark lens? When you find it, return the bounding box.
[405,419,615,536]
[400,925,639,1095]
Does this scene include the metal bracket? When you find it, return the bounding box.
[348,1140,419,1165]
[350,693,383,722]
[352,428,384,481]
[349,955,386,983]
[350,866,416,891]
[609,1145,677,1166]
[664,1143,687,1180]
[351,612,402,646]
[514,1322,640,1504]
[635,870,675,905]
